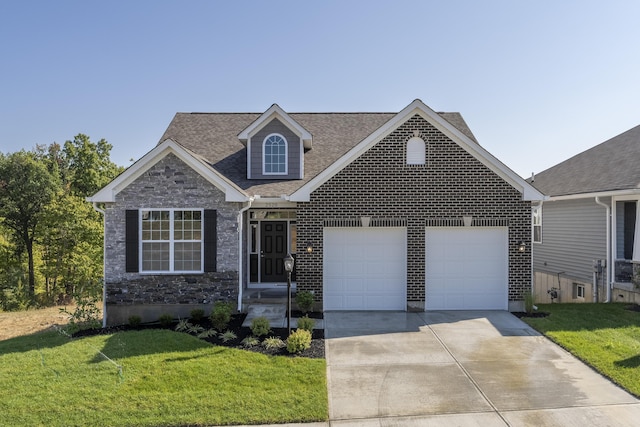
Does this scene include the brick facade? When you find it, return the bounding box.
[103,153,241,324]
[295,115,531,310]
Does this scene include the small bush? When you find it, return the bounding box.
[128,315,142,327]
[187,324,205,335]
[219,330,237,343]
[262,336,286,350]
[210,301,233,331]
[241,336,260,347]
[295,290,315,313]
[287,329,312,354]
[524,291,535,314]
[197,329,217,339]
[250,316,271,337]
[190,308,206,323]
[158,313,174,327]
[175,319,191,332]
[296,315,315,332]
[60,283,102,332]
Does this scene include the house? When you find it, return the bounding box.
[88,99,543,326]
[530,124,640,304]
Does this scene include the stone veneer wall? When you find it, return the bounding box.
[103,153,241,325]
[295,114,532,311]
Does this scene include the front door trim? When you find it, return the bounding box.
[247,210,297,288]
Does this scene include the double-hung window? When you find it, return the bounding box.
[532,206,542,243]
[141,209,203,272]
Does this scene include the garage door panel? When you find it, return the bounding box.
[324,227,406,311]
[426,227,507,310]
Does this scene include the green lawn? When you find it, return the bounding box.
[0,329,327,426]
[521,303,640,397]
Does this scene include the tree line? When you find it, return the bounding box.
[0,135,123,311]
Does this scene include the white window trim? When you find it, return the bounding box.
[532,205,542,244]
[262,133,288,176]
[140,208,204,274]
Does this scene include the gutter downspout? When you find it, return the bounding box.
[237,197,254,311]
[91,202,107,328]
[595,197,611,302]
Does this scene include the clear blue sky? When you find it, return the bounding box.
[1,0,639,178]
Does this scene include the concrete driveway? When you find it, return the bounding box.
[324,311,640,426]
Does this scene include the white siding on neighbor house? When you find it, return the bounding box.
[533,198,608,283]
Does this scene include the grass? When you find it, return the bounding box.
[0,328,327,426]
[521,303,640,397]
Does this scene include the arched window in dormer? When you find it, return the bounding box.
[263,134,288,175]
[406,136,426,165]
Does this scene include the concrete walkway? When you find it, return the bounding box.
[323,311,640,426]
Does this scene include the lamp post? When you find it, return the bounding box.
[283,253,295,335]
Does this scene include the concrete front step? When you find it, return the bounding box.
[242,303,324,329]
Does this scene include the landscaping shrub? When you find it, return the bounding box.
[287,329,312,354]
[219,330,237,343]
[210,301,233,331]
[128,315,142,327]
[295,290,315,313]
[187,324,205,335]
[524,291,535,314]
[263,336,286,350]
[175,319,191,332]
[296,315,315,332]
[250,316,271,337]
[196,329,217,339]
[60,285,102,333]
[241,336,260,347]
[158,313,174,327]
[190,308,206,323]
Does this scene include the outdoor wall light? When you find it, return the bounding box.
[306,243,313,253]
[518,241,526,252]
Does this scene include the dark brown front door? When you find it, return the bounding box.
[260,221,287,282]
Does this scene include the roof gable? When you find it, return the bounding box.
[88,139,248,203]
[238,104,313,149]
[289,99,543,201]
[532,124,640,197]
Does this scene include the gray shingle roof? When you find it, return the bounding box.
[159,111,477,197]
[531,124,640,197]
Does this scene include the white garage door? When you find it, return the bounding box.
[426,227,508,310]
[324,227,406,310]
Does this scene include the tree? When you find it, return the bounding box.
[0,151,59,300]
[37,192,103,303]
[61,134,123,197]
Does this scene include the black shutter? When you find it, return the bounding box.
[624,202,636,260]
[204,209,217,272]
[125,210,139,272]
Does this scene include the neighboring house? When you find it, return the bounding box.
[530,124,640,304]
[88,99,543,326]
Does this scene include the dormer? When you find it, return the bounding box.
[238,104,312,180]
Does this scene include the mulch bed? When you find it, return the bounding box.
[512,311,550,319]
[73,312,325,359]
[625,304,640,312]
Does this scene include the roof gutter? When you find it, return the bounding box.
[547,189,640,202]
[237,197,254,311]
[91,202,108,328]
[595,197,611,303]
